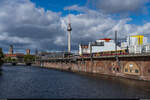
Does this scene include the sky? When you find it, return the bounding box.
[0,0,150,54]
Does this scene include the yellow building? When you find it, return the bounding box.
[131,35,144,45]
[128,35,147,46]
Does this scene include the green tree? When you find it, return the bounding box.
[12,58,17,63]
[0,48,4,72]
[7,57,12,63]
[24,54,35,65]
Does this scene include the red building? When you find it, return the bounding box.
[5,53,25,63]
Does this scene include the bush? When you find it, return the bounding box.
[0,48,4,72]
[24,54,35,63]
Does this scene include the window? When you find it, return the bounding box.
[129,64,133,68]
[125,68,128,72]
[130,69,132,73]
[113,67,115,71]
[116,68,119,72]
[135,69,139,73]
[98,42,104,46]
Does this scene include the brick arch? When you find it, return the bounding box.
[123,62,140,75]
[109,62,120,73]
[143,62,150,76]
[95,61,104,73]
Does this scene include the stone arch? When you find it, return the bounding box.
[110,62,120,73]
[123,61,140,75]
[143,62,150,76]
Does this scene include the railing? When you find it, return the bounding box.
[35,53,150,62]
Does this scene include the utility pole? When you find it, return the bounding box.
[115,30,120,72]
[115,30,117,52]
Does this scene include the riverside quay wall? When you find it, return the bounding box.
[36,54,150,81]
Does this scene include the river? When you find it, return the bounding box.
[0,65,150,99]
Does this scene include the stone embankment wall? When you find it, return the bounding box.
[36,57,150,81]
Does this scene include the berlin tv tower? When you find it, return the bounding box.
[67,10,72,53]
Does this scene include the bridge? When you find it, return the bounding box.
[4,54,36,66]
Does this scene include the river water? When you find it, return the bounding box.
[0,65,150,99]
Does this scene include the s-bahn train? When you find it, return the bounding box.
[80,49,129,58]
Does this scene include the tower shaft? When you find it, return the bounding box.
[68,31,71,52]
[67,23,72,53]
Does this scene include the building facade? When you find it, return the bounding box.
[26,49,30,55]
[9,45,13,54]
[79,38,121,55]
[126,35,150,54]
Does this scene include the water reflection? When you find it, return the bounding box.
[0,65,150,99]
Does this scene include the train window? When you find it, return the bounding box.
[135,69,139,73]
[125,68,128,72]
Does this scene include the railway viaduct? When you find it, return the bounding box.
[35,54,150,81]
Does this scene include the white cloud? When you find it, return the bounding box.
[0,0,65,52]
[62,5,150,44]
[0,1,150,53]
[64,5,89,13]
[92,0,149,14]
[0,33,33,44]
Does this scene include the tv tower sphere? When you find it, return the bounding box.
[67,23,72,31]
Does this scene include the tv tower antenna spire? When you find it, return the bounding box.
[67,9,72,53]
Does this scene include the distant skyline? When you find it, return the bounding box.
[0,0,150,53]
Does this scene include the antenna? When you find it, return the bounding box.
[68,9,71,24]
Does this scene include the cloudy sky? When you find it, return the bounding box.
[0,0,150,54]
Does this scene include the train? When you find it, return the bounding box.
[80,49,129,58]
